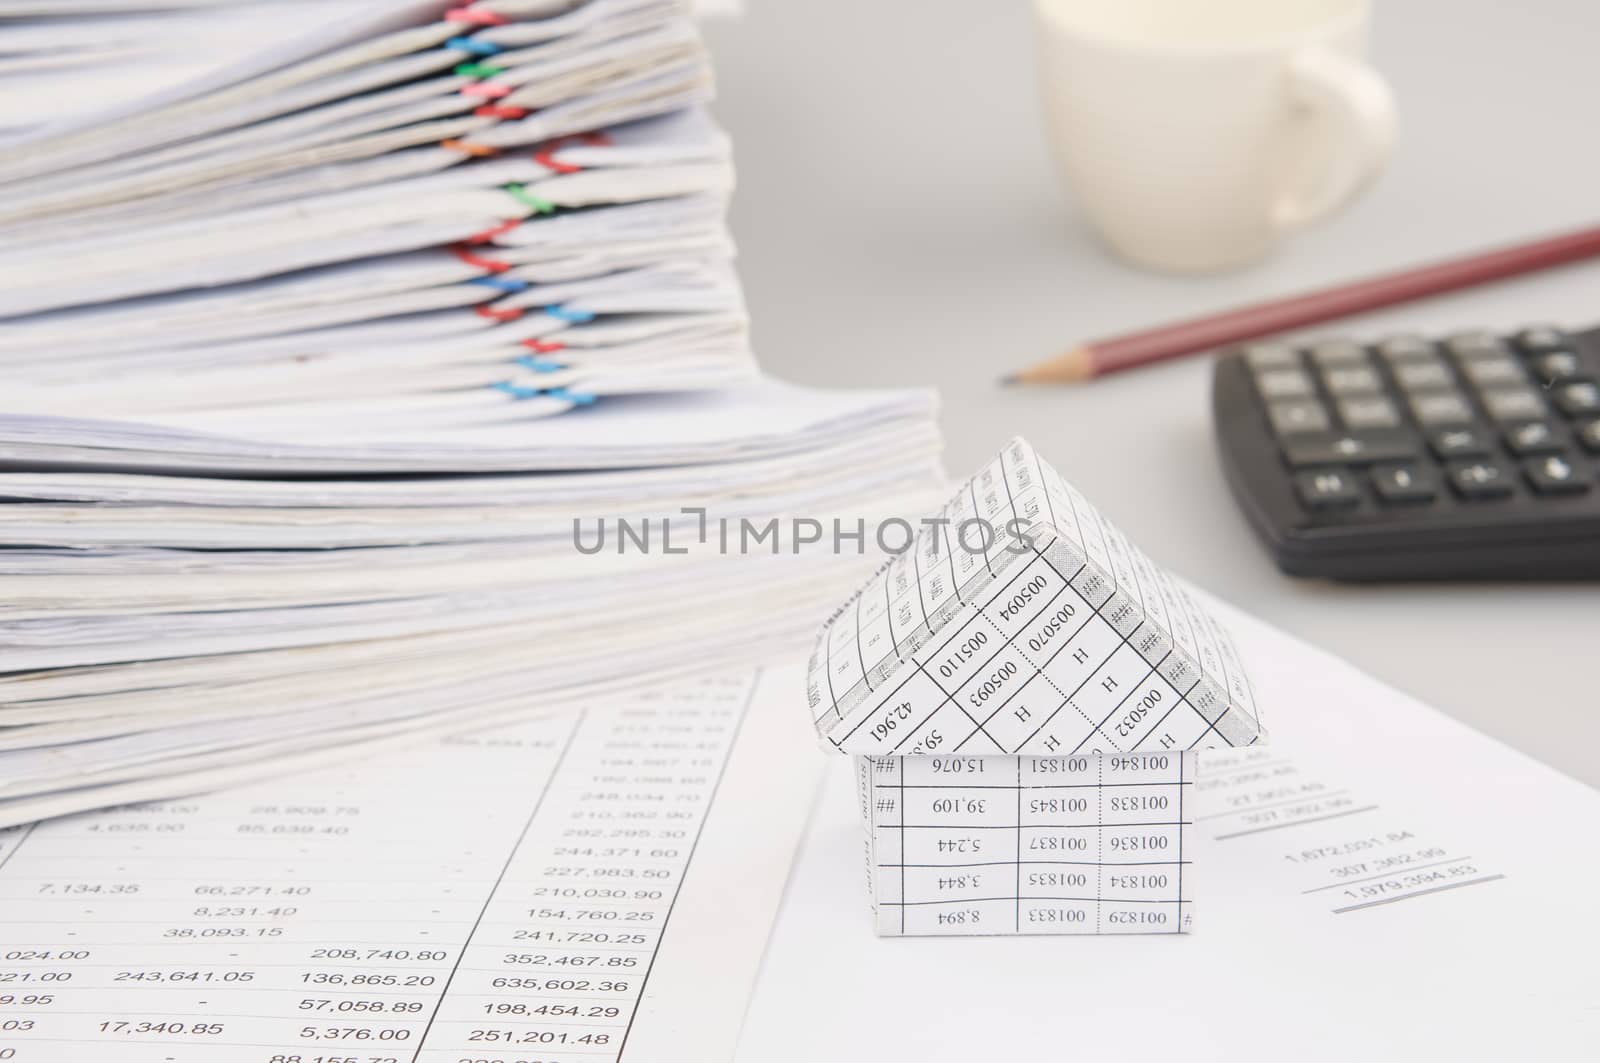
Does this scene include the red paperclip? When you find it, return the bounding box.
[534,131,613,174]
[476,304,525,323]
[465,218,521,244]
[521,338,566,353]
[445,7,508,25]
[474,104,530,120]
[452,244,511,273]
[534,145,580,174]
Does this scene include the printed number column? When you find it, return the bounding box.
[1018,755,1101,932]
[410,689,742,1060]
[894,756,1020,935]
[1099,752,1190,934]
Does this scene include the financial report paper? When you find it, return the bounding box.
[0,667,822,1063]
[739,596,1600,1062]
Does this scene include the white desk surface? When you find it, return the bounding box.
[704,0,1600,789]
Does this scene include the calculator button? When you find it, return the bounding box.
[1337,396,1401,429]
[1376,334,1436,363]
[1428,426,1491,459]
[1445,331,1509,361]
[1322,366,1382,395]
[1293,469,1362,509]
[1577,419,1600,454]
[1532,351,1582,384]
[1408,392,1475,425]
[1503,420,1564,456]
[1479,387,1545,422]
[1243,342,1301,370]
[1522,454,1589,495]
[1552,380,1600,416]
[1281,431,1419,467]
[1460,357,1525,387]
[1371,463,1437,504]
[1267,400,1332,434]
[1513,325,1572,355]
[1308,339,1369,368]
[1255,367,1315,399]
[1447,460,1515,500]
[1393,360,1453,392]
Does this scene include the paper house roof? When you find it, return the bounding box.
[806,437,1266,758]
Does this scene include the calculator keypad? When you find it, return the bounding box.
[1393,361,1452,390]
[1447,459,1514,500]
[1523,454,1589,495]
[1460,357,1523,387]
[1239,326,1599,515]
[1553,381,1600,416]
[1281,430,1417,467]
[1533,351,1582,382]
[1337,396,1401,429]
[1324,366,1383,394]
[1479,386,1545,422]
[1267,400,1330,434]
[1243,342,1300,369]
[1308,339,1369,367]
[1514,325,1569,354]
[1503,421,1563,456]
[1428,426,1491,459]
[1293,469,1361,509]
[1376,334,1436,362]
[1256,368,1315,399]
[1218,324,1600,578]
[1408,393,1475,425]
[1371,463,1437,503]
[1444,331,1509,360]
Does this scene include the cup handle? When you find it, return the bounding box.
[1272,47,1397,231]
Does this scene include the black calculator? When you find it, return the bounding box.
[1212,325,1600,580]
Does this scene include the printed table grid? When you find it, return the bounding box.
[865,752,1194,937]
[808,440,1271,937]
[829,541,1230,761]
[0,680,759,1061]
[809,438,1264,761]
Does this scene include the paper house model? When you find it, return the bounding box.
[805,437,1266,936]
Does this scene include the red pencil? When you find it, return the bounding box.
[1003,223,1600,385]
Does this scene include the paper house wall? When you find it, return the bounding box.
[806,438,1267,936]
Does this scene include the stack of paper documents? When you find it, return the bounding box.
[0,2,401,142]
[0,0,945,824]
[0,0,750,420]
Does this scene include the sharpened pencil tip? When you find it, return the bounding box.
[1003,346,1096,386]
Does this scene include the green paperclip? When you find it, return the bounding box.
[504,184,556,214]
[454,62,506,78]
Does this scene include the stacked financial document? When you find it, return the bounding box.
[0,1,417,141]
[0,0,944,825]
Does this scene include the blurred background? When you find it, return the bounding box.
[705,0,1600,785]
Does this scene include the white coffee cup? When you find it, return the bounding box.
[1033,0,1397,273]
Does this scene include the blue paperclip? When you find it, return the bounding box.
[514,355,564,373]
[547,387,597,406]
[469,275,529,293]
[491,380,542,400]
[545,304,595,324]
[446,36,502,55]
